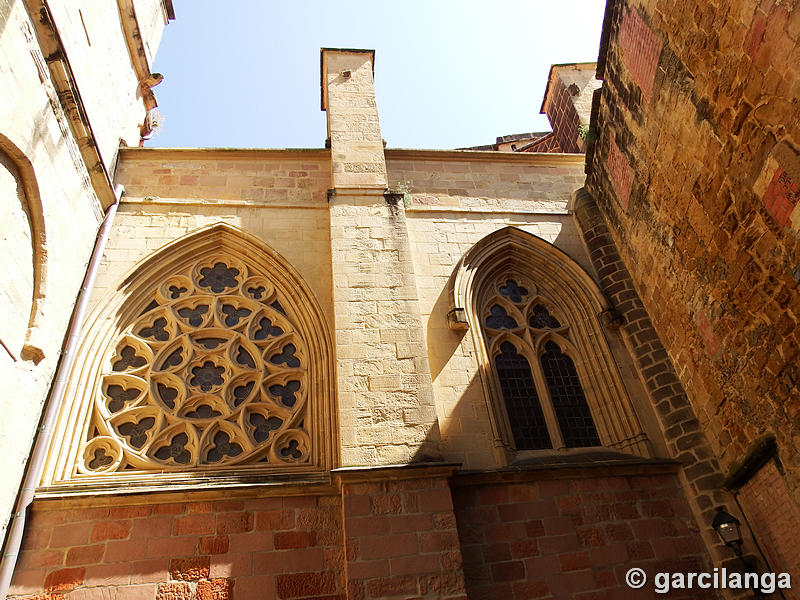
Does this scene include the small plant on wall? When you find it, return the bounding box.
[392,180,412,207]
[578,124,598,142]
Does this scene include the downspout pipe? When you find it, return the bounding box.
[0,184,125,599]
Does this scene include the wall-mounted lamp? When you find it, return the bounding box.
[711,507,767,598]
[341,69,351,79]
[712,506,743,554]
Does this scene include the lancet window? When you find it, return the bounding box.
[482,276,601,451]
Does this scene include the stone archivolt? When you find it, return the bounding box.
[42,224,335,490]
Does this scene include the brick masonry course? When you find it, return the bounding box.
[453,470,709,600]
[9,496,346,600]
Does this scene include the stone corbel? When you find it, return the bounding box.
[447,308,468,331]
[598,307,623,330]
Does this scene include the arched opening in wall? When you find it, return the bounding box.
[449,226,652,465]
[39,223,337,492]
[0,134,47,363]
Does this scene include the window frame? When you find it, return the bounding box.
[40,223,337,494]
[480,277,601,453]
[448,227,653,466]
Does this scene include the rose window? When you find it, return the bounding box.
[81,256,311,472]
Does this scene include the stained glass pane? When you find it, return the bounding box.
[499,279,528,303]
[494,342,552,450]
[540,341,600,447]
[486,304,518,329]
[529,305,561,329]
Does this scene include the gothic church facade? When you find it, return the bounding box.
[1,0,799,599]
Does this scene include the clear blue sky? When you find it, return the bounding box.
[150,1,606,149]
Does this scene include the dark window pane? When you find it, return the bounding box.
[529,305,561,329]
[486,304,518,329]
[495,342,552,450]
[541,341,600,447]
[499,279,528,303]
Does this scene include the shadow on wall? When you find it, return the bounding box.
[426,280,465,382]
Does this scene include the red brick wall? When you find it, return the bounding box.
[452,471,708,600]
[738,460,800,597]
[8,468,712,600]
[762,167,799,228]
[10,495,346,600]
[341,475,466,600]
[9,470,468,600]
[542,78,582,154]
[606,134,633,210]
[617,7,662,100]
[521,133,562,153]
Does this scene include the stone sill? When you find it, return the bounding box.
[454,453,681,486]
[34,470,334,506]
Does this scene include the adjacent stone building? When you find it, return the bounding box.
[2,1,799,599]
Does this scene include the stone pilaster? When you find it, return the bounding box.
[322,49,441,466]
[321,48,387,191]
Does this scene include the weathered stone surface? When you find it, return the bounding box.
[586,0,800,577]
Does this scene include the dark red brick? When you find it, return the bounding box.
[490,560,524,582]
[44,567,85,593]
[276,572,336,598]
[169,556,210,581]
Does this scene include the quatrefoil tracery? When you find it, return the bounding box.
[82,257,311,474]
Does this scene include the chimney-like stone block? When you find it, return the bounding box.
[321,49,387,190]
[322,50,441,467]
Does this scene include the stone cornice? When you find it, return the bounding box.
[118,147,330,161]
[117,147,584,167]
[453,457,681,486]
[385,148,585,165]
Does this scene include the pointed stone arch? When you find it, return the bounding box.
[0,133,47,362]
[41,223,337,492]
[448,226,651,462]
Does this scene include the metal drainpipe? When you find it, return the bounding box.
[0,184,125,599]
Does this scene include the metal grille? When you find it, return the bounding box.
[540,341,600,447]
[495,342,552,450]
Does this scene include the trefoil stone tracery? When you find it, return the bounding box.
[482,275,601,452]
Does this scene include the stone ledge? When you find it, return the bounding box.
[34,470,334,503]
[119,147,330,160]
[385,148,585,165]
[723,433,779,490]
[119,197,328,209]
[332,462,462,484]
[453,452,681,486]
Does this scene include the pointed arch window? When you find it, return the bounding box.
[450,227,653,461]
[85,255,311,472]
[41,225,336,491]
[483,277,601,451]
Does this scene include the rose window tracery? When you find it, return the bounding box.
[81,256,311,473]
